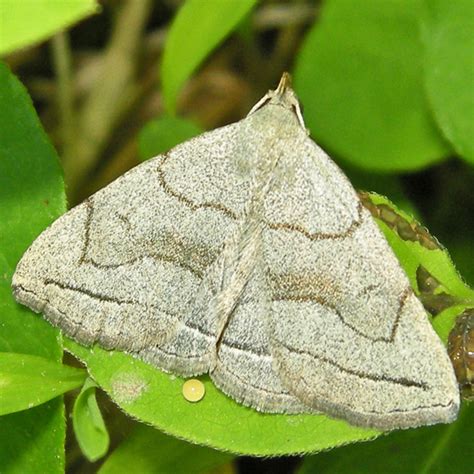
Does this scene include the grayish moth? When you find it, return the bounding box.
[12,73,459,430]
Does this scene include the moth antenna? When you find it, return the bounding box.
[275,72,292,96]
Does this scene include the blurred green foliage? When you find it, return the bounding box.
[422,0,474,164]
[161,0,258,114]
[0,353,86,416]
[298,403,474,474]
[138,116,202,161]
[98,424,232,474]
[0,0,473,473]
[0,0,98,56]
[0,60,67,474]
[294,0,450,171]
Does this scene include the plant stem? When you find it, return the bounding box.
[51,31,75,167]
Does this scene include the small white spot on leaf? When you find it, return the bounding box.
[110,372,148,404]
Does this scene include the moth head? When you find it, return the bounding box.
[247,72,307,131]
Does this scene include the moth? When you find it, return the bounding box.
[12,73,459,430]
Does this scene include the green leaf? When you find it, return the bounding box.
[298,403,474,474]
[138,116,202,162]
[0,62,66,473]
[58,195,470,456]
[161,0,257,114]
[0,401,65,474]
[0,61,66,355]
[360,192,474,342]
[65,339,378,456]
[98,424,232,474]
[422,0,474,164]
[73,378,110,462]
[0,353,86,416]
[294,0,450,171]
[0,0,99,56]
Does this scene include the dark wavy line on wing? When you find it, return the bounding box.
[139,344,208,360]
[296,376,453,416]
[84,251,205,278]
[273,286,412,343]
[78,197,208,278]
[279,341,428,390]
[44,278,138,305]
[157,152,239,220]
[265,201,364,241]
[42,279,216,339]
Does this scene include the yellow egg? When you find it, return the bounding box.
[182,379,205,402]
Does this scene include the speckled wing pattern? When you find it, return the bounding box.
[12,75,459,430]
